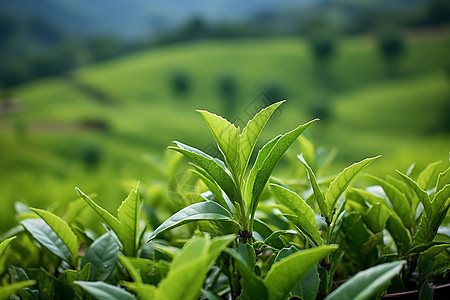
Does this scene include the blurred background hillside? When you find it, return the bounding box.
[1,0,449,231]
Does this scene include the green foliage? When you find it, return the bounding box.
[0,101,448,299]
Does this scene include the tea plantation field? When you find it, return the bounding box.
[1,32,449,231]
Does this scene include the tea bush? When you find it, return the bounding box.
[0,101,448,300]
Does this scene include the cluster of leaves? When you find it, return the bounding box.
[0,101,448,300]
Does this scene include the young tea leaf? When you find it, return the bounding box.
[298,153,328,218]
[117,186,141,256]
[0,236,16,257]
[246,119,317,221]
[0,280,36,300]
[271,183,322,246]
[197,110,241,178]
[169,141,239,203]
[264,245,338,300]
[239,100,285,177]
[325,156,380,220]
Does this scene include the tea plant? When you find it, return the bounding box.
[0,101,447,300]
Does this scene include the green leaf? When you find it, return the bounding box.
[119,257,168,285]
[75,281,137,300]
[118,254,142,283]
[81,233,119,281]
[253,218,287,249]
[0,280,36,300]
[325,156,380,219]
[386,214,413,255]
[369,177,412,228]
[148,201,237,241]
[246,119,317,220]
[31,208,79,265]
[298,153,328,217]
[324,260,406,300]
[157,235,236,300]
[271,183,322,246]
[169,141,239,203]
[190,164,228,209]
[21,218,71,263]
[264,245,338,300]
[0,236,16,258]
[418,244,450,271]
[117,185,141,256]
[417,161,442,191]
[197,110,240,178]
[76,188,123,240]
[396,171,432,216]
[239,100,285,177]
[120,282,155,300]
[363,203,390,233]
[436,162,450,192]
[419,281,433,300]
[226,246,268,300]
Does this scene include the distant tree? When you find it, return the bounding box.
[377,25,406,73]
[171,71,191,99]
[303,19,337,67]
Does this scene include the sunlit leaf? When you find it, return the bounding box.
[0,280,36,300]
[246,119,317,220]
[169,141,239,203]
[239,100,285,177]
[117,185,141,256]
[271,183,322,246]
[264,245,338,300]
[325,156,380,220]
[197,110,240,178]
[298,153,328,217]
[31,208,79,265]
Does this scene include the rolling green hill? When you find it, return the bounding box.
[1,33,449,231]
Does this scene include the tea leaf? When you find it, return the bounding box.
[226,246,268,300]
[0,236,16,257]
[197,110,240,178]
[246,119,317,221]
[21,218,71,263]
[417,161,442,191]
[31,208,79,265]
[148,201,237,241]
[0,280,36,300]
[324,260,406,300]
[75,281,137,300]
[264,245,338,300]
[271,183,322,246]
[169,141,239,203]
[325,156,380,220]
[298,153,328,217]
[81,233,119,281]
[157,235,236,300]
[117,186,140,256]
[239,100,285,177]
[396,171,431,216]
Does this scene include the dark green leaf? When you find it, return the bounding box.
[324,260,406,300]
[419,281,433,300]
[81,233,119,281]
[75,281,137,300]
